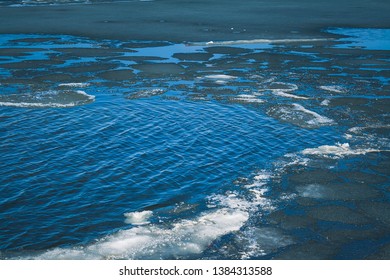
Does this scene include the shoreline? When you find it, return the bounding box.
[0,0,389,42]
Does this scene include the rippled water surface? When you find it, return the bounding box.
[0,27,389,259]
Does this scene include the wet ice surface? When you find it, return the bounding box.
[0,29,389,259]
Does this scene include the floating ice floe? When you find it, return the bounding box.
[203,74,237,80]
[267,103,334,128]
[232,94,265,104]
[200,74,237,85]
[209,193,253,212]
[124,211,153,225]
[244,171,271,188]
[272,91,309,100]
[319,85,346,93]
[209,170,275,213]
[32,167,276,260]
[0,90,95,108]
[36,208,248,259]
[58,82,90,88]
[302,143,380,158]
[293,104,334,125]
[320,99,331,106]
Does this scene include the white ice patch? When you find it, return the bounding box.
[58,83,90,88]
[321,99,331,106]
[209,189,274,213]
[35,208,248,260]
[248,189,275,211]
[302,143,380,158]
[272,91,309,100]
[245,171,271,188]
[282,154,310,168]
[209,193,253,212]
[233,98,263,103]
[254,172,272,182]
[292,103,334,126]
[199,74,237,85]
[233,94,264,104]
[209,170,275,215]
[265,82,308,99]
[203,74,237,80]
[210,170,275,213]
[124,211,153,225]
[319,85,346,93]
[237,94,257,98]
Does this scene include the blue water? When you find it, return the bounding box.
[328,28,390,51]
[0,89,338,248]
[0,28,389,259]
